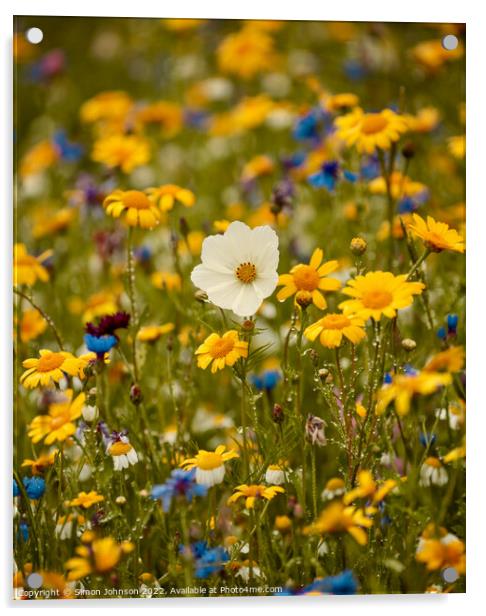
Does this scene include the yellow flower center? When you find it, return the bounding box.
[244,485,265,497]
[209,336,235,358]
[109,442,132,456]
[235,262,257,284]
[196,451,224,471]
[37,351,65,372]
[424,232,446,251]
[122,190,151,210]
[50,414,69,430]
[361,113,388,135]
[425,457,442,468]
[321,314,351,330]
[293,265,320,291]
[362,290,393,309]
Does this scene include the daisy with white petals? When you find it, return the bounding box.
[190,221,279,317]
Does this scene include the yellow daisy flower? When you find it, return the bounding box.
[277,248,341,310]
[424,346,465,373]
[448,135,465,159]
[18,309,47,343]
[408,213,465,253]
[151,271,182,292]
[21,450,58,475]
[227,484,285,509]
[195,330,249,373]
[376,371,452,416]
[28,390,85,444]
[416,530,466,574]
[339,271,425,321]
[368,171,427,200]
[304,311,366,348]
[335,107,408,154]
[68,490,105,509]
[146,184,195,212]
[66,536,134,581]
[103,189,161,229]
[20,350,79,389]
[343,470,396,505]
[137,323,175,342]
[180,445,239,487]
[80,91,134,129]
[135,101,183,138]
[217,26,276,79]
[20,140,59,177]
[304,501,374,546]
[14,243,52,286]
[92,134,150,174]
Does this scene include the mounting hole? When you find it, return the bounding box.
[442,34,458,51]
[25,27,43,44]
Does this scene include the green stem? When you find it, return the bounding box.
[14,288,64,350]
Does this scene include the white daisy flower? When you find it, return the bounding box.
[107,435,139,471]
[419,457,448,487]
[180,445,239,487]
[190,221,279,317]
[265,464,286,485]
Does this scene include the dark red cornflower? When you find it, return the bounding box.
[85,311,131,338]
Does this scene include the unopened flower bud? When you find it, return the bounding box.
[87,387,97,406]
[318,368,330,382]
[194,289,208,303]
[295,290,313,309]
[179,216,190,238]
[241,319,255,332]
[402,141,416,159]
[401,338,417,352]
[350,236,367,256]
[272,403,284,424]
[130,383,143,406]
[82,404,98,423]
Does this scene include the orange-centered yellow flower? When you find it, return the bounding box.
[376,371,452,416]
[68,491,105,509]
[335,107,408,154]
[137,323,175,342]
[228,484,285,509]
[416,529,466,574]
[180,445,239,487]
[103,189,161,229]
[21,451,58,475]
[217,26,277,79]
[408,213,465,253]
[339,271,425,321]
[343,470,396,505]
[304,501,373,546]
[304,311,366,348]
[28,390,85,444]
[20,350,82,389]
[146,184,195,212]
[195,330,248,373]
[66,536,134,580]
[14,243,52,286]
[277,248,341,310]
[18,309,47,343]
[92,134,150,174]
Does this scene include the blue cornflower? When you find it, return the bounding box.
[281,151,306,170]
[383,372,393,385]
[447,314,459,336]
[360,155,380,180]
[19,521,29,542]
[343,59,368,81]
[23,476,46,500]
[419,432,437,447]
[293,108,328,142]
[134,245,152,264]
[343,169,358,183]
[151,469,207,512]
[194,546,229,578]
[179,541,210,559]
[53,130,84,162]
[308,161,340,192]
[404,364,418,376]
[437,326,447,341]
[13,479,20,497]
[250,369,281,392]
[398,196,418,214]
[84,333,117,355]
[304,570,358,595]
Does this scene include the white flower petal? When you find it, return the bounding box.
[200,235,238,273]
[253,271,279,298]
[231,283,262,317]
[191,264,234,292]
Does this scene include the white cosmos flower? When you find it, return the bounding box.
[191,221,279,317]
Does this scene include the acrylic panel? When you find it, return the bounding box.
[13,16,465,600]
